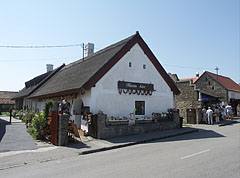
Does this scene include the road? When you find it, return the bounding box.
[1,121,239,178]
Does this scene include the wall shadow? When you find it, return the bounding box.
[103,128,225,145]
[218,120,239,127]
[155,128,225,143]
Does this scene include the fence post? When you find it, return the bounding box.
[9,109,12,124]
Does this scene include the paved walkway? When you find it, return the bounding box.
[0,116,38,152]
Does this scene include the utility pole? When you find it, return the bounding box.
[215,67,219,80]
[82,43,84,60]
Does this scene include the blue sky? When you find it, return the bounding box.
[0,0,239,91]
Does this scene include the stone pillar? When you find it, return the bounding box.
[58,114,69,146]
[196,106,202,124]
[96,114,107,139]
[173,111,180,128]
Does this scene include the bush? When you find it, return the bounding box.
[31,112,47,140]
[22,101,53,140]
[27,126,37,140]
[21,108,35,124]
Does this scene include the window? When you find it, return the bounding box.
[208,81,211,86]
[129,62,132,68]
[143,64,146,69]
[135,101,145,115]
[205,78,208,81]
[212,86,214,90]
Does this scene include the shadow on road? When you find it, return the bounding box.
[102,127,225,145]
[157,128,225,143]
[218,120,239,127]
[0,118,10,142]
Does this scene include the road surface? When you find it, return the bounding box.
[1,121,239,178]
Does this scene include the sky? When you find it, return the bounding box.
[0,0,239,91]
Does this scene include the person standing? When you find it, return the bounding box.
[221,105,226,120]
[202,106,207,124]
[226,103,232,120]
[237,104,240,117]
[206,107,213,125]
[214,106,220,124]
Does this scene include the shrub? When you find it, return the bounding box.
[31,112,47,139]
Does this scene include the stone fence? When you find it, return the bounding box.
[89,111,180,139]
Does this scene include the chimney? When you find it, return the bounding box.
[46,64,53,72]
[84,43,94,58]
[196,72,199,78]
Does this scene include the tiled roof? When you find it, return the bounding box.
[0,91,18,104]
[179,77,198,83]
[206,72,240,92]
[169,73,179,82]
[30,32,180,98]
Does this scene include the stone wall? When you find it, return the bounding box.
[196,73,228,103]
[94,112,180,139]
[175,81,201,123]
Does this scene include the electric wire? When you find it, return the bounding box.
[0,56,80,62]
[0,44,83,48]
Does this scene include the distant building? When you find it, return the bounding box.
[171,71,240,124]
[0,91,18,113]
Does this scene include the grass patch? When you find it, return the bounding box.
[183,123,192,127]
[1,112,10,116]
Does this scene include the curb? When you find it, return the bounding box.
[79,129,198,155]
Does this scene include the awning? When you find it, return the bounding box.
[200,90,222,98]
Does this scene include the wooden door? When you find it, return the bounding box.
[187,109,196,124]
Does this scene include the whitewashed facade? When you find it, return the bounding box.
[71,44,173,118]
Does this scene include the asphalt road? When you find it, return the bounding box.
[1,121,239,178]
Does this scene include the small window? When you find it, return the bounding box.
[208,81,211,86]
[129,62,132,68]
[212,86,214,90]
[143,64,146,69]
[135,101,145,115]
[206,78,208,81]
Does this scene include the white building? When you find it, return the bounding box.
[18,32,180,128]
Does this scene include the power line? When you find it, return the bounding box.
[0,56,80,62]
[0,44,83,48]
[163,63,213,70]
[0,56,216,72]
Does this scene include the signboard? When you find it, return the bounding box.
[118,81,154,95]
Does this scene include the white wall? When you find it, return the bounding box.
[90,43,173,117]
[23,98,33,109]
[228,91,240,101]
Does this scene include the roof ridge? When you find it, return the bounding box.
[206,71,231,80]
